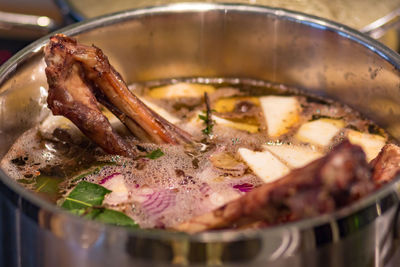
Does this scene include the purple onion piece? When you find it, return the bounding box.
[233,183,254,192]
[199,182,212,195]
[140,189,176,216]
[99,172,121,184]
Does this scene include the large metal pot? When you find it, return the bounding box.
[1,3,400,267]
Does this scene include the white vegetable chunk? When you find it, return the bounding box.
[260,96,300,137]
[295,119,344,147]
[189,112,258,133]
[263,144,323,168]
[347,130,386,162]
[238,148,290,183]
[147,83,215,99]
[102,174,129,204]
[211,115,259,133]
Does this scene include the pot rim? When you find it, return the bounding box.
[1,2,400,243]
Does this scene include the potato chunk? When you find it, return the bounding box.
[296,119,344,147]
[148,83,215,99]
[212,115,259,133]
[260,96,301,137]
[238,148,290,183]
[264,144,323,168]
[347,130,386,162]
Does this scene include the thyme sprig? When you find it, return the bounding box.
[199,92,214,136]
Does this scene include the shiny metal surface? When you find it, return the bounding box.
[1,3,400,266]
[55,0,400,50]
[57,0,400,30]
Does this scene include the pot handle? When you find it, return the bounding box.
[360,7,400,40]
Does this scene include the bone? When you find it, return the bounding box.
[370,143,400,184]
[173,141,374,233]
[44,34,192,157]
[44,35,136,157]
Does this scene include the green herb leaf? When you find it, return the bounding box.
[199,111,214,135]
[35,176,62,195]
[61,181,139,228]
[86,208,139,227]
[198,114,207,121]
[202,123,214,135]
[146,148,164,159]
[61,181,111,210]
[200,92,214,136]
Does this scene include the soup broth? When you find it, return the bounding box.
[0,78,391,229]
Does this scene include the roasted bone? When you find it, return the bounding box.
[44,37,135,157]
[174,141,375,233]
[371,144,400,184]
[44,34,192,156]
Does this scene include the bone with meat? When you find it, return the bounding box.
[44,34,192,157]
[174,141,375,233]
[371,144,400,184]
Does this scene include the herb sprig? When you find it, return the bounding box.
[145,148,165,159]
[61,181,138,228]
[199,92,214,136]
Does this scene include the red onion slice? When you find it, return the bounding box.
[99,172,121,185]
[233,183,254,192]
[140,189,176,216]
[199,182,212,196]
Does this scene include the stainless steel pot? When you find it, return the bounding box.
[1,3,400,267]
[54,0,400,50]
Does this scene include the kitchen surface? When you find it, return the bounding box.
[1,1,400,267]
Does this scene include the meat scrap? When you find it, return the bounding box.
[44,34,192,157]
[371,144,400,184]
[174,141,375,233]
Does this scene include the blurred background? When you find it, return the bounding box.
[0,0,61,64]
[0,0,400,66]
